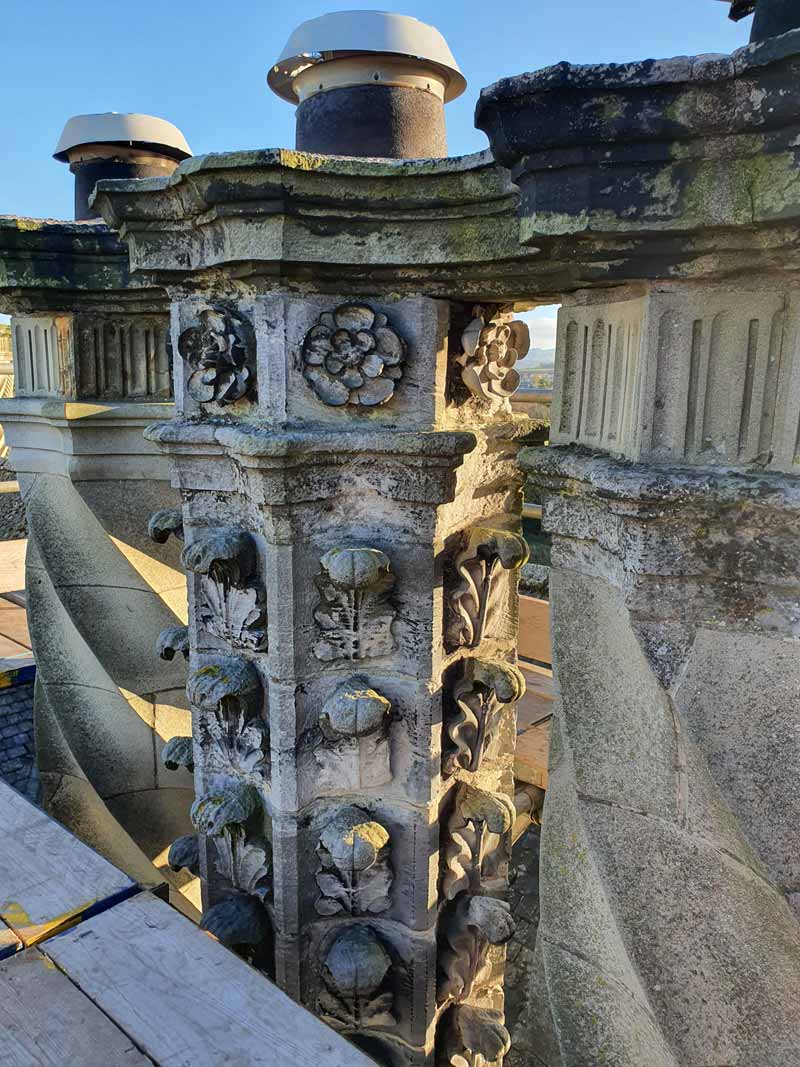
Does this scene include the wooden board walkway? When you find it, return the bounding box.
[0,780,377,1066]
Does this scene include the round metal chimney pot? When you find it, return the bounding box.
[54,112,192,221]
[269,11,466,159]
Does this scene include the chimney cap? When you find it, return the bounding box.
[269,10,466,104]
[54,112,192,162]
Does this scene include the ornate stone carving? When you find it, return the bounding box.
[315,806,393,916]
[444,659,525,778]
[319,925,397,1031]
[447,528,529,651]
[156,625,189,661]
[187,658,267,777]
[191,778,261,836]
[161,735,194,772]
[199,894,272,948]
[456,305,529,408]
[147,508,184,544]
[183,529,267,651]
[301,303,405,407]
[438,895,515,1004]
[178,306,255,405]
[439,1003,512,1067]
[442,784,515,901]
[313,547,397,662]
[191,780,271,903]
[314,677,392,791]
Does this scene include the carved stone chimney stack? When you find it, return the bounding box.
[54,112,191,221]
[268,10,466,158]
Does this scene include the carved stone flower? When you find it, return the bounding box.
[178,306,255,406]
[302,304,405,407]
[457,305,530,407]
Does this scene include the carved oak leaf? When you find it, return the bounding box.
[442,1003,512,1067]
[442,784,515,900]
[438,895,516,1005]
[457,305,530,410]
[191,780,261,837]
[313,547,397,662]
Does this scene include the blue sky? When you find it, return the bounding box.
[0,1,749,340]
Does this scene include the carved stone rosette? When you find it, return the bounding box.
[178,305,256,406]
[456,305,530,411]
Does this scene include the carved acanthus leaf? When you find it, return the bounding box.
[445,659,526,777]
[315,806,393,916]
[178,305,256,406]
[214,827,271,901]
[313,547,397,662]
[440,1003,512,1067]
[319,677,391,740]
[438,896,516,1005]
[319,925,397,1031]
[148,509,184,544]
[161,735,194,772]
[187,656,261,712]
[302,304,406,407]
[456,305,529,409]
[191,780,261,837]
[157,625,190,661]
[442,784,515,900]
[198,577,267,651]
[447,527,529,651]
[181,528,256,584]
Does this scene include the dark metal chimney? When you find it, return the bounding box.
[268,11,466,159]
[54,113,192,221]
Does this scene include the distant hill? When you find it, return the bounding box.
[521,346,555,368]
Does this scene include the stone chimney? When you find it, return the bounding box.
[54,112,191,221]
[268,10,465,158]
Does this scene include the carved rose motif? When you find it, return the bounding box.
[302,304,405,407]
[456,305,530,408]
[178,306,255,405]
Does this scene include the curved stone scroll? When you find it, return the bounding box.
[319,925,397,1032]
[302,303,406,407]
[315,805,393,916]
[456,305,530,410]
[147,508,184,544]
[178,305,256,406]
[447,528,529,651]
[442,784,515,901]
[444,659,525,778]
[314,677,392,791]
[313,547,397,662]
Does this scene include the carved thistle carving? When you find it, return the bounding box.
[183,528,267,651]
[314,677,392,791]
[444,660,526,778]
[315,806,393,916]
[319,925,397,1031]
[439,1003,512,1067]
[178,306,255,405]
[301,304,406,407]
[313,548,397,662]
[447,528,529,651]
[442,784,515,901]
[438,894,515,1005]
[456,305,530,409]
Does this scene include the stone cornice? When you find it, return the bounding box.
[0,216,166,314]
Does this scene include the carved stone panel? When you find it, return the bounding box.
[302,303,405,407]
[183,528,267,651]
[456,305,529,410]
[438,894,515,1005]
[314,677,392,791]
[315,805,393,917]
[187,657,268,779]
[444,659,525,778]
[313,547,397,661]
[178,305,256,406]
[446,528,529,651]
